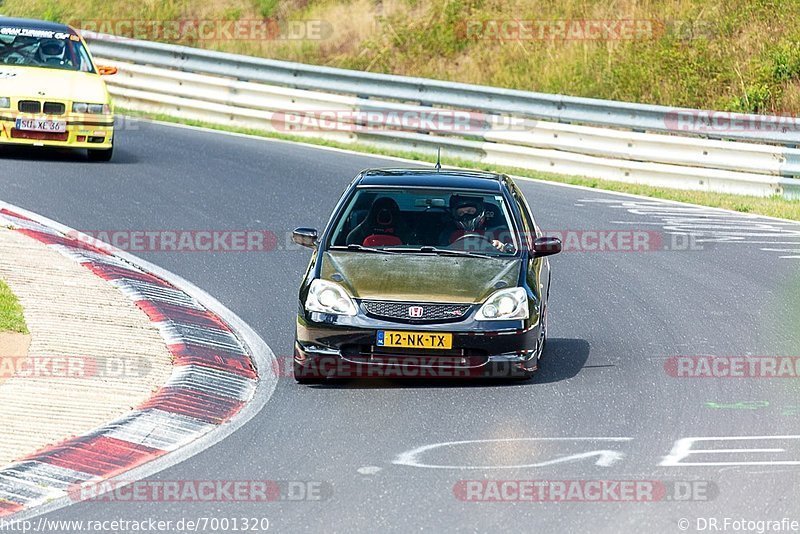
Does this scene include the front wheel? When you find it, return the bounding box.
[87,144,113,162]
[536,306,548,360]
[515,308,547,380]
[514,362,538,381]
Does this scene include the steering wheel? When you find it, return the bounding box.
[452,233,493,245]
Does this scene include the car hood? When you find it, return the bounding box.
[0,65,109,103]
[321,251,522,304]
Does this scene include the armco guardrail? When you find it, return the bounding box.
[83,32,800,199]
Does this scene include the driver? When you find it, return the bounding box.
[441,195,510,252]
[36,39,67,66]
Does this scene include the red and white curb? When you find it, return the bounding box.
[0,204,277,520]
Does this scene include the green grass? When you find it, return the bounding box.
[256,0,279,18]
[121,108,800,222]
[0,279,28,334]
[9,0,800,113]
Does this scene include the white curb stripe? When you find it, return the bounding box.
[166,365,257,401]
[110,278,204,309]
[155,322,246,353]
[101,409,217,452]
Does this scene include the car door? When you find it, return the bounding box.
[509,181,551,315]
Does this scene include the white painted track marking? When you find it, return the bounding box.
[393,438,633,470]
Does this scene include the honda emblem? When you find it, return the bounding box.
[408,306,424,318]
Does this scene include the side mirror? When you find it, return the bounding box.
[532,236,561,257]
[97,65,118,76]
[292,227,318,248]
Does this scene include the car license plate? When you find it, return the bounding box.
[377,331,452,349]
[15,118,66,133]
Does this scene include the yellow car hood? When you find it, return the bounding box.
[0,65,109,103]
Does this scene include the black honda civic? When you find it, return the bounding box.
[292,168,561,383]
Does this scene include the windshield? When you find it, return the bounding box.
[0,27,95,72]
[328,187,519,255]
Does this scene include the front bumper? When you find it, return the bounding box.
[295,310,542,378]
[0,114,114,149]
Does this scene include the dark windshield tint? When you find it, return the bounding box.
[328,188,518,255]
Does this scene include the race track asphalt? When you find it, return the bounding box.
[1,120,799,533]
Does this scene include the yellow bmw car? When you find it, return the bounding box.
[0,17,116,161]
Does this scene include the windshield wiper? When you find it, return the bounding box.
[330,244,398,255]
[397,246,494,259]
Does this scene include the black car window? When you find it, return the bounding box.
[510,184,537,249]
[327,188,519,255]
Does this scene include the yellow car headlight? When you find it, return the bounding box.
[72,102,110,114]
[0,97,9,109]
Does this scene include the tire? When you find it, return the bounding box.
[87,144,113,162]
[536,306,548,360]
[514,366,537,381]
[515,307,547,380]
[294,360,325,384]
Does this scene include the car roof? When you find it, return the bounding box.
[357,168,506,192]
[0,17,78,35]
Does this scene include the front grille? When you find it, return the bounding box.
[18,100,41,114]
[43,102,65,115]
[10,129,68,141]
[362,300,471,321]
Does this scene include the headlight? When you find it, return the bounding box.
[0,97,9,108]
[72,102,110,114]
[305,279,357,316]
[475,287,529,321]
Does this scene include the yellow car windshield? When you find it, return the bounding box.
[0,29,95,72]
